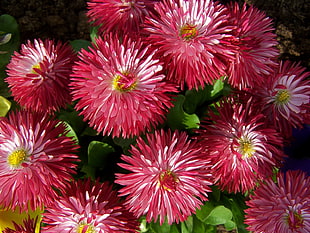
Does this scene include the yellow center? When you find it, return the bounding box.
[275,89,290,104]
[159,170,179,191]
[180,24,198,40]
[77,223,96,233]
[7,149,28,167]
[31,63,41,74]
[112,72,137,92]
[287,211,304,230]
[239,140,255,159]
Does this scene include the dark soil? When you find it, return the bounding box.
[1,0,310,70]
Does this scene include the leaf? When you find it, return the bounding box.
[149,220,180,233]
[181,216,193,233]
[183,85,213,114]
[70,39,92,52]
[211,79,224,97]
[195,202,215,223]
[81,164,96,180]
[224,220,236,231]
[61,121,79,144]
[0,95,11,117]
[0,33,12,45]
[204,205,233,226]
[0,14,20,70]
[191,215,205,233]
[166,95,200,130]
[88,141,115,168]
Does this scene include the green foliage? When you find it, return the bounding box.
[70,39,92,52]
[166,95,200,130]
[87,141,115,168]
[0,95,11,116]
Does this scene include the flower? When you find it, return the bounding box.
[0,110,79,211]
[144,0,234,90]
[116,129,213,225]
[245,170,310,233]
[70,36,177,138]
[196,96,286,193]
[6,39,75,113]
[3,216,38,233]
[87,0,155,38]
[42,178,139,233]
[253,61,310,138]
[225,3,279,89]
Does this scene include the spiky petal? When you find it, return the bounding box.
[6,39,75,113]
[116,129,213,225]
[42,178,139,233]
[245,170,310,233]
[0,110,79,211]
[71,36,177,138]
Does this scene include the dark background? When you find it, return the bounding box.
[0,0,309,70]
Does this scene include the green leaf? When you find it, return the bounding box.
[211,79,224,97]
[224,220,236,231]
[181,216,193,233]
[0,33,12,45]
[90,26,100,44]
[0,95,11,116]
[195,202,215,223]
[61,121,79,144]
[81,164,96,180]
[191,215,205,233]
[183,85,213,114]
[149,220,180,233]
[204,205,233,226]
[70,39,92,52]
[88,141,115,168]
[166,95,200,130]
[0,14,20,70]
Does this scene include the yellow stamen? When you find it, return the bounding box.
[275,89,291,104]
[112,72,137,92]
[159,170,179,191]
[180,24,198,41]
[31,63,41,74]
[7,149,28,167]
[287,211,304,230]
[239,140,255,159]
[77,223,96,233]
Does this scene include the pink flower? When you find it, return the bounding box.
[42,178,139,233]
[225,3,279,89]
[196,96,286,193]
[144,0,234,90]
[6,39,75,113]
[0,111,79,211]
[116,129,213,225]
[3,216,38,233]
[245,170,310,233]
[71,36,177,138]
[253,61,310,138]
[87,0,155,38]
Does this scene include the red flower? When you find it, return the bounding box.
[225,3,279,89]
[0,111,79,211]
[196,96,286,193]
[6,39,75,113]
[253,61,310,138]
[245,170,310,233]
[87,0,155,38]
[42,178,139,233]
[144,0,234,90]
[71,36,177,138]
[116,129,213,225]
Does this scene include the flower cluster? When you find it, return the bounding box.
[1,0,309,232]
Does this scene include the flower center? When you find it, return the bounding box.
[31,63,41,74]
[113,72,137,92]
[7,149,28,167]
[77,223,96,233]
[238,139,255,159]
[275,89,291,104]
[287,211,304,230]
[180,24,198,41]
[159,170,179,191]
